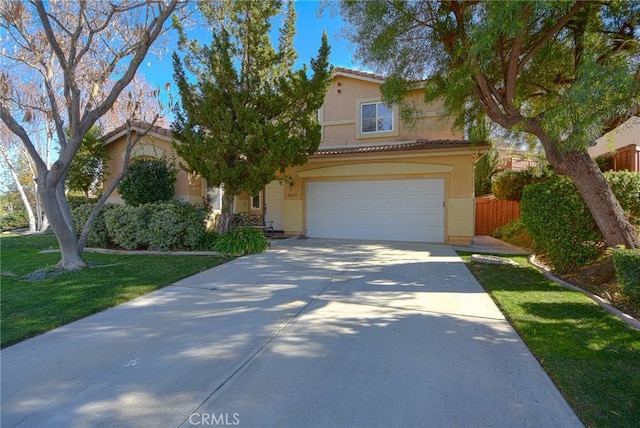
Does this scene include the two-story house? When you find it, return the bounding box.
[102,68,487,245]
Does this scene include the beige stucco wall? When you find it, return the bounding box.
[103,133,203,205]
[589,116,640,158]
[280,147,482,244]
[320,76,462,147]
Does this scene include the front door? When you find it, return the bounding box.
[265,180,284,231]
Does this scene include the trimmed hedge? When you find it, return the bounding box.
[612,247,640,299]
[71,203,114,248]
[0,211,29,232]
[118,158,177,206]
[99,201,209,251]
[521,171,640,272]
[104,204,148,250]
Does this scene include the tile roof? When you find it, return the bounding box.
[315,140,484,156]
[333,67,386,82]
[102,121,172,144]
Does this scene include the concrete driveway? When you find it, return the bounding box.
[1,239,582,428]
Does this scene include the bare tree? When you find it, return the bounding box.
[0,0,181,269]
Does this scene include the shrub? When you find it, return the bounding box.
[67,195,97,210]
[0,211,29,232]
[520,172,640,272]
[595,154,614,172]
[612,247,640,299]
[474,146,499,197]
[102,201,208,251]
[604,170,640,226]
[104,205,148,250]
[213,227,268,256]
[143,201,209,251]
[491,168,548,200]
[71,203,113,248]
[198,231,219,251]
[521,176,603,272]
[492,217,533,249]
[118,158,177,206]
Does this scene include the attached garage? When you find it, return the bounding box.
[306,179,445,243]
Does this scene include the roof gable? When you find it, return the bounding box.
[102,122,173,146]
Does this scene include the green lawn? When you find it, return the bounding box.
[1,233,232,348]
[460,252,640,428]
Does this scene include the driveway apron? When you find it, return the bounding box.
[1,239,583,428]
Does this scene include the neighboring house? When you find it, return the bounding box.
[589,116,640,172]
[103,68,488,245]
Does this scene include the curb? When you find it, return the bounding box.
[40,248,222,256]
[528,255,640,331]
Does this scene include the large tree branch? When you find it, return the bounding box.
[0,103,47,172]
[83,1,180,131]
[518,1,585,73]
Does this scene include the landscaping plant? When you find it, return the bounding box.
[521,172,640,272]
[117,158,177,206]
[212,227,268,256]
[612,247,640,301]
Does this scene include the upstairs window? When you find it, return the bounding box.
[361,102,394,134]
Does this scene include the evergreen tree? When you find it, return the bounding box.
[172,0,332,233]
[66,126,108,198]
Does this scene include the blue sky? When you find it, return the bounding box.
[139,1,361,96]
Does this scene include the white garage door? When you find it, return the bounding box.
[306,179,445,242]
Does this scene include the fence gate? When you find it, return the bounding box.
[475,196,521,235]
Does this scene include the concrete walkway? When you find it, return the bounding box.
[1,239,581,428]
[454,235,529,255]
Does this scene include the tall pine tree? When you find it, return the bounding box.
[172,0,332,233]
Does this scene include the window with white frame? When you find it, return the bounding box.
[251,192,262,210]
[361,101,394,134]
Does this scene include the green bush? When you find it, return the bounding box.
[521,172,640,272]
[491,168,548,201]
[197,231,219,250]
[595,154,614,172]
[118,158,177,206]
[145,202,209,251]
[604,170,640,226]
[492,217,533,249]
[521,176,603,272]
[213,227,268,256]
[67,195,97,210]
[71,203,113,248]
[104,205,148,250]
[612,247,640,299]
[102,201,209,251]
[0,211,29,232]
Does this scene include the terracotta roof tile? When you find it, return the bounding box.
[333,67,386,82]
[315,140,484,156]
[102,121,172,144]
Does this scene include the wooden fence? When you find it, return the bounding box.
[475,196,521,235]
[613,144,640,172]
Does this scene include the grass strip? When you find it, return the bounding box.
[1,233,232,348]
[459,253,640,428]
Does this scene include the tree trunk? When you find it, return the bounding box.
[9,164,37,232]
[218,188,236,234]
[40,179,87,270]
[544,143,639,249]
